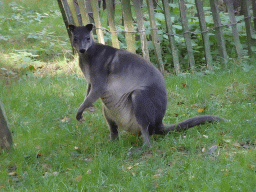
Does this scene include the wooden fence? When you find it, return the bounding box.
[57,0,256,73]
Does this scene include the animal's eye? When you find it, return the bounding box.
[74,38,78,42]
[87,37,90,41]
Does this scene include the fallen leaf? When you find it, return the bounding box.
[87,106,97,112]
[75,175,82,182]
[241,144,249,149]
[197,108,206,113]
[61,116,71,122]
[152,174,161,179]
[182,83,188,88]
[191,103,199,108]
[8,172,17,176]
[37,153,43,158]
[206,145,218,154]
[43,172,58,176]
[52,172,59,176]
[223,139,231,143]
[127,165,133,170]
[203,135,208,139]
[233,142,241,147]
[74,146,79,150]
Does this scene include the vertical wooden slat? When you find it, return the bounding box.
[85,0,94,24]
[57,0,75,54]
[179,0,195,71]
[90,0,105,44]
[146,0,164,73]
[61,0,75,24]
[242,0,253,56]
[225,0,242,60]
[121,0,136,53]
[77,0,90,25]
[132,0,150,61]
[252,0,256,32]
[106,0,120,48]
[162,0,180,73]
[195,0,212,69]
[210,0,228,63]
[73,0,83,25]
[68,0,79,25]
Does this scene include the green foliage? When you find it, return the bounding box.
[100,1,252,72]
[0,1,71,67]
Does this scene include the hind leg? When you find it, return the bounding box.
[131,90,157,148]
[103,107,119,140]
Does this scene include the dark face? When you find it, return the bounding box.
[68,24,93,54]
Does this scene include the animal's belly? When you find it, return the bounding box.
[102,93,141,134]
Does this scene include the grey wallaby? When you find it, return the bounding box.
[68,24,226,148]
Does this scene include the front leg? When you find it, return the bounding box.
[76,73,106,121]
[76,85,103,121]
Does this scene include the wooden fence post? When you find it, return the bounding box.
[121,0,136,53]
[133,0,150,61]
[195,0,213,69]
[252,0,256,32]
[147,0,165,73]
[106,0,120,49]
[57,0,75,54]
[210,0,228,63]
[90,0,105,44]
[85,0,94,24]
[225,0,242,60]
[179,0,195,71]
[162,0,180,73]
[77,0,90,25]
[0,101,12,150]
[61,0,75,24]
[242,0,253,56]
[73,0,83,25]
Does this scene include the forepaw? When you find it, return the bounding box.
[76,112,85,122]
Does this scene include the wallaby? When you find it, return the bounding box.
[68,24,226,149]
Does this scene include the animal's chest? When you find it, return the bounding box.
[79,56,90,81]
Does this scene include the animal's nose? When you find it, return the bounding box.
[79,49,85,53]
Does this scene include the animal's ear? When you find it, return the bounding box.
[68,24,76,32]
[85,24,93,32]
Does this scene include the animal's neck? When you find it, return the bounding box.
[86,41,98,56]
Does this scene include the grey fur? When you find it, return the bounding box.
[69,24,226,148]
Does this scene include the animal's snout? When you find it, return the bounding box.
[79,49,86,53]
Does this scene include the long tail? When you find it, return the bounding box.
[163,115,227,133]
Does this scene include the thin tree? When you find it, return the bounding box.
[0,101,12,150]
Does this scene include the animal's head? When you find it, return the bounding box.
[68,24,94,54]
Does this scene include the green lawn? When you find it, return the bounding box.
[1,60,256,191]
[1,0,256,191]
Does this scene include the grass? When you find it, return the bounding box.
[1,0,256,191]
[1,59,256,191]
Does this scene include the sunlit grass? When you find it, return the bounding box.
[1,59,256,191]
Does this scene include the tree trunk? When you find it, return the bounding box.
[0,101,12,150]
